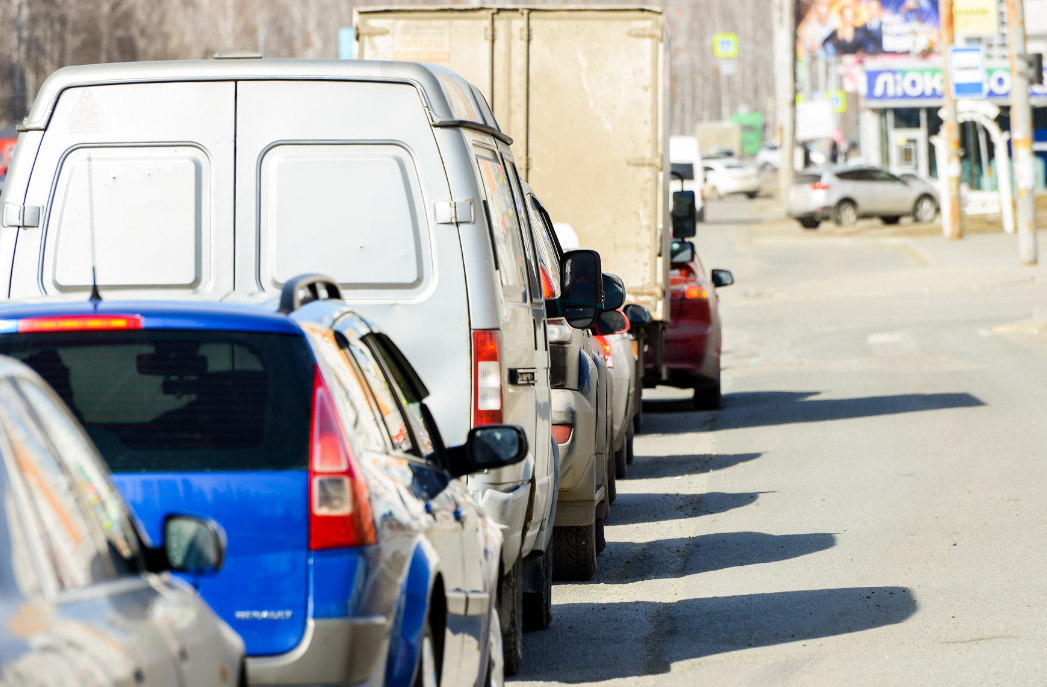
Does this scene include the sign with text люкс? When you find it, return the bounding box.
[950,46,987,98]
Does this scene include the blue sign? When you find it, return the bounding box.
[949,46,987,98]
[338,27,354,60]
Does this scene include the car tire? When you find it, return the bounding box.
[595,518,606,555]
[798,218,820,229]
[500,556,524,676]
[607,453,617,503]
[745,191,759,199]
[483,603,504,687]
[833,200,858,227]
[614,435,628,479]
[881,216,901,225]
[913,195,936,223]
[693,380,722,410]
[522,547,553,631]
[633,402,643,434]
[624,422,635,465]
[552,523,597,581]
[414,617,439,687]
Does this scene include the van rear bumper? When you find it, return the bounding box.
[246,616,387,686]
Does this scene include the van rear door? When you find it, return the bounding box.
[234,80,472,445]
[11,82,235,299]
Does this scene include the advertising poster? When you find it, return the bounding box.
[796,0,940,58]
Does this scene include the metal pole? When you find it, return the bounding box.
[940,0,963,239]
[773,0,796,200]
[1007,0,1038,264]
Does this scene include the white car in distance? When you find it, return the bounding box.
[703,159,762,199]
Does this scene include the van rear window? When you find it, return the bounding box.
[0,330,314,473]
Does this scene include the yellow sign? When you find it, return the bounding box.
[953,0,998,36]
[828,90,846,113]
[713,33,738,59]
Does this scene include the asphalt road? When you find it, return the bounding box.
[512,204,1047,685]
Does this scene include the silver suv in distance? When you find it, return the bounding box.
[788,166,939,229]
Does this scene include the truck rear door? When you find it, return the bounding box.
[11,82,235,299]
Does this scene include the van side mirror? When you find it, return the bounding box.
[672,190,697,238]
[602,273,626,311]
[711,269,734,288]
[559,249,603,329]
[594,310,629,335]
[670,240,696,265]
[447,425,529,478]
[623,303,652,326]
[163,515,226,575]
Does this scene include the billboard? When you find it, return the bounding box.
[797,0,940,58]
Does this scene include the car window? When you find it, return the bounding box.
[872,170,903,183]
[364,334,436,461]
[475,151,529,302]
[341,335,414,455]
[527,195,562,300]
[0,380,111,589]
[836,169,871,181]
[17,379,141,576]
[504,161,543,304]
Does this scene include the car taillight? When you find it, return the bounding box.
[16,315,143,332]
[552,424,573,444]
[309,367,375,551]
[811,181,829,191]
[684,283,708,300]
[594,335,614,368]
[472,330,502,426]
[632,340,639,359]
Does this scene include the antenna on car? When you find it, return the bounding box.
[86,153,102,302]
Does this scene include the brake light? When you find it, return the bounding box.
[632,340,639,359]
[552,424,573,444]
[17,315,143,333]
[684,283,708,300]
[594,335,614,368]
[540,265,556,299]
[811,181,829,191]
[309,367,375,550]
[472,330,502,426]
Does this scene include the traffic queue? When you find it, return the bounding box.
[0,7,734,686]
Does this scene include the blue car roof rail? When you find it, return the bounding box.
[279,274,344,314]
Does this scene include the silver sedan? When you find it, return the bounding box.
[788,166,939,229]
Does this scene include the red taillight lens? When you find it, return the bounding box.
[684,283,708,300]
[552,424,574,444]
[18,315,143,333]
[472,330,502,426]
[811,181,829,191]
[309,367,375,550]
[594,334,614,368]
[540,266,556,299]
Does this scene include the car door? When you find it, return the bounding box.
[872,170,913,215]
[15,376,239,687]
[0,377,184,687]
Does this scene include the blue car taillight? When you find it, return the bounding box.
[309,366,376,550]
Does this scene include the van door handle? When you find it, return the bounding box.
[509,368,537,385]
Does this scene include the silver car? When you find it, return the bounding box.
[788,166,939,229]
[0,355,244,687]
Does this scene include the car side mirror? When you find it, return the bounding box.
[594,310,629,336]
[671,190,697,238]
[559,249,603,330]
[711,269,734,288]
[602,273,626,311]
[670,239,696,265]
[622,303,652,326]
[164,515,226,575]
[447,425,529,478]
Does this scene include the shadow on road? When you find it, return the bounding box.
[610,491,766,526]
[625,452,763,480]
[600,531,836,584]
[516,587,916,683]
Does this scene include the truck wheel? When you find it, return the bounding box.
[625,423,635,465]
[522,546,553,631]
[693,381,722,410]
[552,523,597,581]
[833,200,858,227]
[614,426,630,478]
[500,555,523,676]
[595,518,606,555]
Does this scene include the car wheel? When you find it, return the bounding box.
[595,518,606,555]
[614,433,628,479]
[500,556,524,676]
[414,617,439,687]
[913,195,936,223]
[798,218,820,229]
[483,604,504,687]
[833,200,858,227]
[633,403,643,434]
[624,422,635,465]
[607,452,617,503]
[693,380,722,410]
[881,216,901,225]
[745,191,759,199]
[552,522,597,581]
[522,547,553,631]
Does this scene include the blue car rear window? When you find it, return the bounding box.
[0,330,314,472]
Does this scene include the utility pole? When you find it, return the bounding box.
[940,0,963,240]
[1007,0,1038,265]
[772,0,796,200]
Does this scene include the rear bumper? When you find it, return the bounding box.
[552,388,599,527]
[246,616,387,686]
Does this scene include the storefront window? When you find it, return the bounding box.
[893,108,922,129]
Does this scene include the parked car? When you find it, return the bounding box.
[755,141,781,171]
[644,240,734,409]
[0,277,532,687]
[593,303,637,479]
[0,354,245,687]
[670,135,706,222]
[787,166,939,229]
[0,58,565,675]
[703,159,761,199]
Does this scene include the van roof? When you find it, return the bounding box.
[23,59,503,137]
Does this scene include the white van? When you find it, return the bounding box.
[0,57,606,675]
[669,135,705,222]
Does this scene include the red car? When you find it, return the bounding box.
[645,239,733,409]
